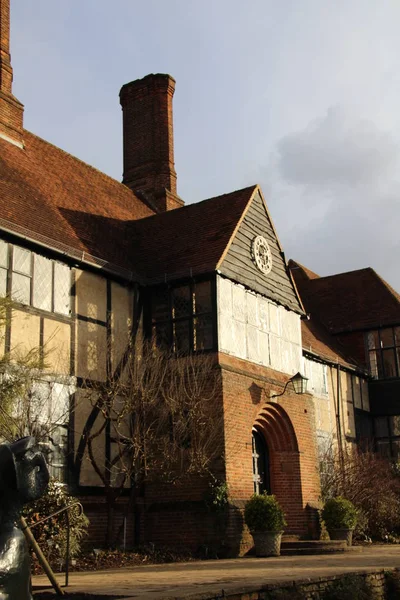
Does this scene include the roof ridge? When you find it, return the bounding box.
[311,266,372,282]
[131,183,259,225]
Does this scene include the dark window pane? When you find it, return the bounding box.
[152,287,170,322]
[194,315,213,350]
[172,286,191,318]
[376,440,391,459]
[380,328,395,348]
[395,327,400,346]
[173,319,190,353]
[391,416,400,437]
[194,281,212,314]
[375,416,389,437]
[367,330,379,350]
[152,322,170,349]
[383,349,397,378]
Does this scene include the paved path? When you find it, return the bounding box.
[32,546,400,600]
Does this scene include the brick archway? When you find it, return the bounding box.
[254,403,299,453]
[253,402,304,534]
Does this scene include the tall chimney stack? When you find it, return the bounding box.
[119,73,183,212]
[0,0,23,147]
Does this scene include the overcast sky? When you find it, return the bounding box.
[10,0,400,291]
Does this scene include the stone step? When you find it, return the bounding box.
[281,540,346,549]
[280,539,362,556]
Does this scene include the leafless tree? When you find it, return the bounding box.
[80,340,224,546]
[319,441,400,539]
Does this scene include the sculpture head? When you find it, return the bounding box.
[0,437,49,509]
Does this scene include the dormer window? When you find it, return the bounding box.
[366,327,400,379]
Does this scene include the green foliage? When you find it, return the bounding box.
[24,478,89,568]
[244,493,286,532]
[205,479,229,512]
[322,497,358,530]
[321,574,370,600]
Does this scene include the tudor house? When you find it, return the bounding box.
[1,0,398,553]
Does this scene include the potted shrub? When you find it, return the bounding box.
[322,496,358,546]
[244,493,286,556]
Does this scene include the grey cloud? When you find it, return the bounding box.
[277,106,399,187]
[269,107,400,291]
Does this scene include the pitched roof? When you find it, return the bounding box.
[290,261,400,333]
[0,130,155,273]
[128,185,257,283]
[301,319,364,371]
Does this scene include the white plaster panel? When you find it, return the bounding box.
[258,296,269,332]
[247,324,259,363]
[269,302,280,335]
[218,313,233,353]
[281,339,291,374]
[217,276,301,376]
[232,284,246,323]
[269,335,281,371]
[232,319,247,359]
[246,292,258,327]
[217,276,233,315]
[259,331,270,366]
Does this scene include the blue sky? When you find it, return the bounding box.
[10,0,400,290]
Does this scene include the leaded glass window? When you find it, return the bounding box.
[1,241,71,316]
[366,328,400,379]
[150,279,214,353]
[33,255,52,311]
[54,262,71,315]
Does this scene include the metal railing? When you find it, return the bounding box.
[27,501,84,588]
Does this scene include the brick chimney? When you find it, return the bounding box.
[0,0,23,147]
[120,73,183,212]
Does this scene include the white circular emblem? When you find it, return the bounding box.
[251,236,272,275]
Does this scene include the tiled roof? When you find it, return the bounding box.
[128,185,257,283]
[290,261,400,333]
[0,130,155,272]
[301,319,363,371]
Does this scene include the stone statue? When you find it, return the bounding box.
[0,437,49,600]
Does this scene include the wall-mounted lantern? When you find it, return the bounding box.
[270,372,308,399]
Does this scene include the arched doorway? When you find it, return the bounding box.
[252,428,270,494]
[252,403,304,533]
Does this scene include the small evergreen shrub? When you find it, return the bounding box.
[322,496,357,530]
[244,493,286,532]
[24,478,89,569]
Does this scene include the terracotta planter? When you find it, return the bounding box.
[328,528,353,546]
[252,530,283,557]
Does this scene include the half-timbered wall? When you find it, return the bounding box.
[304,356,370,459]
[217,275,302,376]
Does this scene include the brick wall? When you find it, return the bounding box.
[220,354,321,554]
